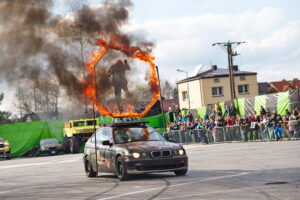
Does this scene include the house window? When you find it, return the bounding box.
[212,87,223,97]
[182,91,188,101]
[240,76,246,81]
[238,84,249,94]
[213,78,220,83]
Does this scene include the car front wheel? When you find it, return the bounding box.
[115,156,129,181]
[174,169,188,176]
[84,158,96,178]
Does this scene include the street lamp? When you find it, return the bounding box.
[177,69,191,111]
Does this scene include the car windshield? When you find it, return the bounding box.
[40,138,58,145]
[113,127,166,144]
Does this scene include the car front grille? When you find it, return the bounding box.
[151,150,172,158]
[49,147,57,150]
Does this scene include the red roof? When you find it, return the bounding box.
[161,99,179,112]
[270,78,300,92]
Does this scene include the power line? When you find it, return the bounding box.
[212,41,246,100]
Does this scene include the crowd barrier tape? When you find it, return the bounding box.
[166,121,300,144]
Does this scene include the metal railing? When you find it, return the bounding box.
[165,120,300,144]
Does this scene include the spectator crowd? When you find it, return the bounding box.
[167,104,300,142]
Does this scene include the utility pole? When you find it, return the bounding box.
[156,66,167,132]
[18,81,22,118]
[212,41,245,100]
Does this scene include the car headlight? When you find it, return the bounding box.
[132,152,141,159]
[178,149,185,155]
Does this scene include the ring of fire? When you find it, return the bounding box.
[83,34,160,118]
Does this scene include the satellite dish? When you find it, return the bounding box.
[191,64,203,77]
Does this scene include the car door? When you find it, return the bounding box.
[89,128,106,173]
[101,127,115,173]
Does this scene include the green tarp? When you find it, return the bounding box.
[0,120,64,157]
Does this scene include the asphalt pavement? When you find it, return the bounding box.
[0,141,299,200]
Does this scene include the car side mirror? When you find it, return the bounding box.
[102,140,111,146]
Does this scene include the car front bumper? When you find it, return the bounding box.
[40,148,64,155]
[0,149,11,158]
[125,156,188,174]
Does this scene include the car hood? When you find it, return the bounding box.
[117,141,181,151]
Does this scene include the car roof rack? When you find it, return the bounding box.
[110,121,148,128]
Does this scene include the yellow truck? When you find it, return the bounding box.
[63,119,100,153]
[0,138,11,160]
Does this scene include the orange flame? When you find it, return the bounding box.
[82,34,160,118]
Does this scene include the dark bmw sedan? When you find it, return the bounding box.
[83,121,188,181]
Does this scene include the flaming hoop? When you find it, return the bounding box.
[83,34,160,118]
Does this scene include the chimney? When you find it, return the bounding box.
[211,65,217,70]
[232,65,239,71]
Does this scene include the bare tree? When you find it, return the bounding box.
[162,80,173,99]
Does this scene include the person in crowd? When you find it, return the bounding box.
[260,106,267,116]
[187,111,194,128]
[274,115,283,141]
[266,108,271,117]
[228,103,236,117]
[209,107,216,121]
[250,112,260,140]
[292,107,299,117]
[224,105,229,117]
[239,115,250,141]
[174,105,181,120]
[206,118,216,143]
[168,107,175,123]
[271,110,278,122]
[216,104,223,117]
[282,116,290,138]
[261,115,270,139]
[285,109,291,118]
[203,112,209,121]
[288,116,298,138]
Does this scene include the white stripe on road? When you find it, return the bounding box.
[97,172,250,200]
[0,157,81,169]
[155,185,265,199]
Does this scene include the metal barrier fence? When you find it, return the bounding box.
[165,122,300,144]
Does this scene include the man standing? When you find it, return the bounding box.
[108,59,131,112]
[168,107,175,123]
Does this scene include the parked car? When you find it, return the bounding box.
[35,138,64,156]
[0,138,11,160]
[83,121,188,181]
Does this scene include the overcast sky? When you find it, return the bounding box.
[1,0,300,111]
[54,0,300,83]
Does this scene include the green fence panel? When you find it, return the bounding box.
[277,91,289,115]
[237,98,245,117]
[197,107,207,119]
[254,95,267,114]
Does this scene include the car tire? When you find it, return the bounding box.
[70,137,80,154]
[115,156,129,181]
[84,158,97,178]
[174,169,188,176]
[63,137,71,153]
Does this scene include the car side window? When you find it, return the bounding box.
[95,127,112,144]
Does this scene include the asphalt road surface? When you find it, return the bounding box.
[0,141,299,200]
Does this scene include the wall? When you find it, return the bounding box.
[177,79,202,109]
